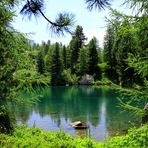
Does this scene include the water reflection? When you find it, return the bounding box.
[7,86,140,141]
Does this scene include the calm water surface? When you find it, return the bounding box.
[8,86,140,141]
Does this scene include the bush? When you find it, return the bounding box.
[102,124,148,148]
[0,124,147,147]
[0,126,99,147]
[0,105,14,134]
[61,69,78,85]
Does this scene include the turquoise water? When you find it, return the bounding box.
[7,86,140,141]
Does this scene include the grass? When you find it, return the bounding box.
[0,124,147,148]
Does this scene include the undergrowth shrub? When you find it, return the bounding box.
[0,124,147,147]
[0,105,14,134]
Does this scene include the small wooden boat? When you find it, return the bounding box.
[70,121,88,129]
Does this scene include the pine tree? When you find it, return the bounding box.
[70,25,86,73]
[51,43,62,85]
[87,37,101,79]
[113,21,140,86]
[37,50,45,74]
[103,24,118,83]
[42,40,51,55]
[62,45,67,69]
[65,46,71,69]
[77,48,89,75]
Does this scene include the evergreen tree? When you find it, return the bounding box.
[65,46,71,69]
[113,21,140,87]
[45,45,54,73]
[103,24,118,83]
[70,25,86,73]
[42,40,51,55]
[37,50,45,74]
[103,24,115,63]
[87,37,101,79]
[62,45,67,69]
[77,48,89,75]
[51,43,62,85]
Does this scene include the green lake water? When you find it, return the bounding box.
[6,86,140,141]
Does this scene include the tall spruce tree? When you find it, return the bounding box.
[65,46,71,69]
[87,37,101,80]
[103,24,118,83]
[70,25,86,73]
[113,21,140,87]
[51,43,62,85]
[37,50,45,74]
[62,45,67,69]
[77,48,89,75]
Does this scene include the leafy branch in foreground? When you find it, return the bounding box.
[85,0,111,11]
[20,0,113,35]
[118,53,148,120]
[20,0,75,35]
[123,0,148,14]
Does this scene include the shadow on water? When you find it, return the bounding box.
[4,86,141,141]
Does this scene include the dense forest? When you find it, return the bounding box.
[0,0,148,147]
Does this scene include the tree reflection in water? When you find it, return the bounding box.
[6,86,140,141]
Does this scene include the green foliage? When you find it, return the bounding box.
[124,0,148,13]
[0,126,99,147]
[118,53,148,118]
[65,46,72,69]
[103,24,115,63]
[87,37,102,80]
[101,2,148,124]
[103,24,118,83]
[62,69,78,85]
[87,37,98,74]
[0,2,15,99]
[127,54,148,80]
[0,124,147,147]
[0,105,14,133]
[51,43,62,85]
[94,79,113,86]
[0,1,48,99]
[62,45,67,69]
[102,124,148,148]
[13,69,50,91]
[77,47,89,75]
[37,51,45,74]
[70,25,86,73]
[103,5,147,87]
[113,21,139,87]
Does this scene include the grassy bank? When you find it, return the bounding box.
[0,124,147,148]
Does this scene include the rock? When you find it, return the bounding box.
[70,121,82,127]
[142,103,148,124]
[70,121,89,129]
[79,74,94,85]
